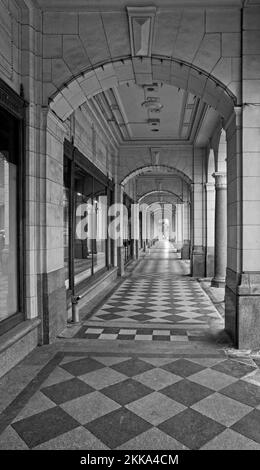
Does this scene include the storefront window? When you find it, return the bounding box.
[63,142,112,292]
[93,179,107,274]
[123,193,132,264]
[0,110,18,325]
[63,157,70,286]
[74,167,93,284]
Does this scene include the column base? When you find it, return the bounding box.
[37,268,67,344]
[211,277,226,288]
[225,269,260,349]
[191,246,206,277]
[206,247,214,278]
[117,246,125,276]
[181,241,190,260]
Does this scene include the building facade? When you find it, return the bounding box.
[0,0,260,377]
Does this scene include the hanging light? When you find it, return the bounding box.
[141,96,163,113]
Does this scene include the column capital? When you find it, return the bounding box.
[213,172,227,189]
[205,182,215,191]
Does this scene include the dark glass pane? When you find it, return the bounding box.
[93,178,107,274]
[0,110,18,323]
[63,157,70,286]
[74,166,93,284]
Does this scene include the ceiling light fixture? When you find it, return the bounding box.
[141,96,163,113]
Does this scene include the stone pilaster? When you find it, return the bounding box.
[181,202,191,259]
[212,172,227,287]
[176,204,183,250]
[114,183,125,276]
[131,202,139,259]
[205,182,215,278]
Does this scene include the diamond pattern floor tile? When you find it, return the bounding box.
[134,368,182,390]
[41,378,94,405]
[34,426,108,450]
[117,427,188,450]
[61,357,104,376]
[60,391,120,425]
[126,391,186,425]
[158,408,225,450]
[201,428,260,450]
[1,245,258,451]
[231,409,260,443]
[12,407,79,449]
[191,392,253,426]
[86,408,152,449]
[161,379,213,407]
[162,359,205,378]
[221,380,260,407]
[212,359,256,378]
[101,379,153,406]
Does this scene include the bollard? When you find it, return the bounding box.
[71,295,81,324]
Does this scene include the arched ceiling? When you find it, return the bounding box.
[30,1,238,145]
[136,174,190,202]
[121,164,192,185]
[139,191,182,206]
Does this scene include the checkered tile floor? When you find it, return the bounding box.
[86,277,221,325]
[77,327,191,341]
[76,242,223,342]
[1,354,260,450]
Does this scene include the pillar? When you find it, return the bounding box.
[225,4,260,348]
[172,207,176,242]
[37,110,67,343]
[114,183,124,276]
[176,203,183,251]
[191,148,206,277]
[212,173,227,287]
[181,202,191,259]
[205,182,215,277]
[131,202,139,259]
[142,206,147,251]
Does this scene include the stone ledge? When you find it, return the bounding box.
[226,269,260,295]
[0,319,41,379]
[238,273,260,296]
[0,319,41,356]
[79,267,118,301]
[67,268,119,322]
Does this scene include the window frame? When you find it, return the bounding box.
[64,139,114,299]
[0,79,26,336]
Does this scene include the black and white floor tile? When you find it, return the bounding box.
[1,353,260,450]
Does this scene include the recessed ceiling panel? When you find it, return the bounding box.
[115,82,187,140]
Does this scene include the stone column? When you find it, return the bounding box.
[191,182,206,277]
[211,172,227,287]
[114,183,125,276]
[205,182,215,277]
[142,206,147,251]
[181,202,191,259]
[131,202,139,259]
[172,207,176,240]
[176,204,183,251]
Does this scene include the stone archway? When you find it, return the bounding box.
[49,55,237,124]
[120,163,192,186]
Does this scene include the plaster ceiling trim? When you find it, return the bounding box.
[127,6,156,57]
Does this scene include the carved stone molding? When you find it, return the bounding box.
[127,6,156,57]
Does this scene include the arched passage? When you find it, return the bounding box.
[121,164,192,186]
[49,56,236,124]
[139,190,184,204]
